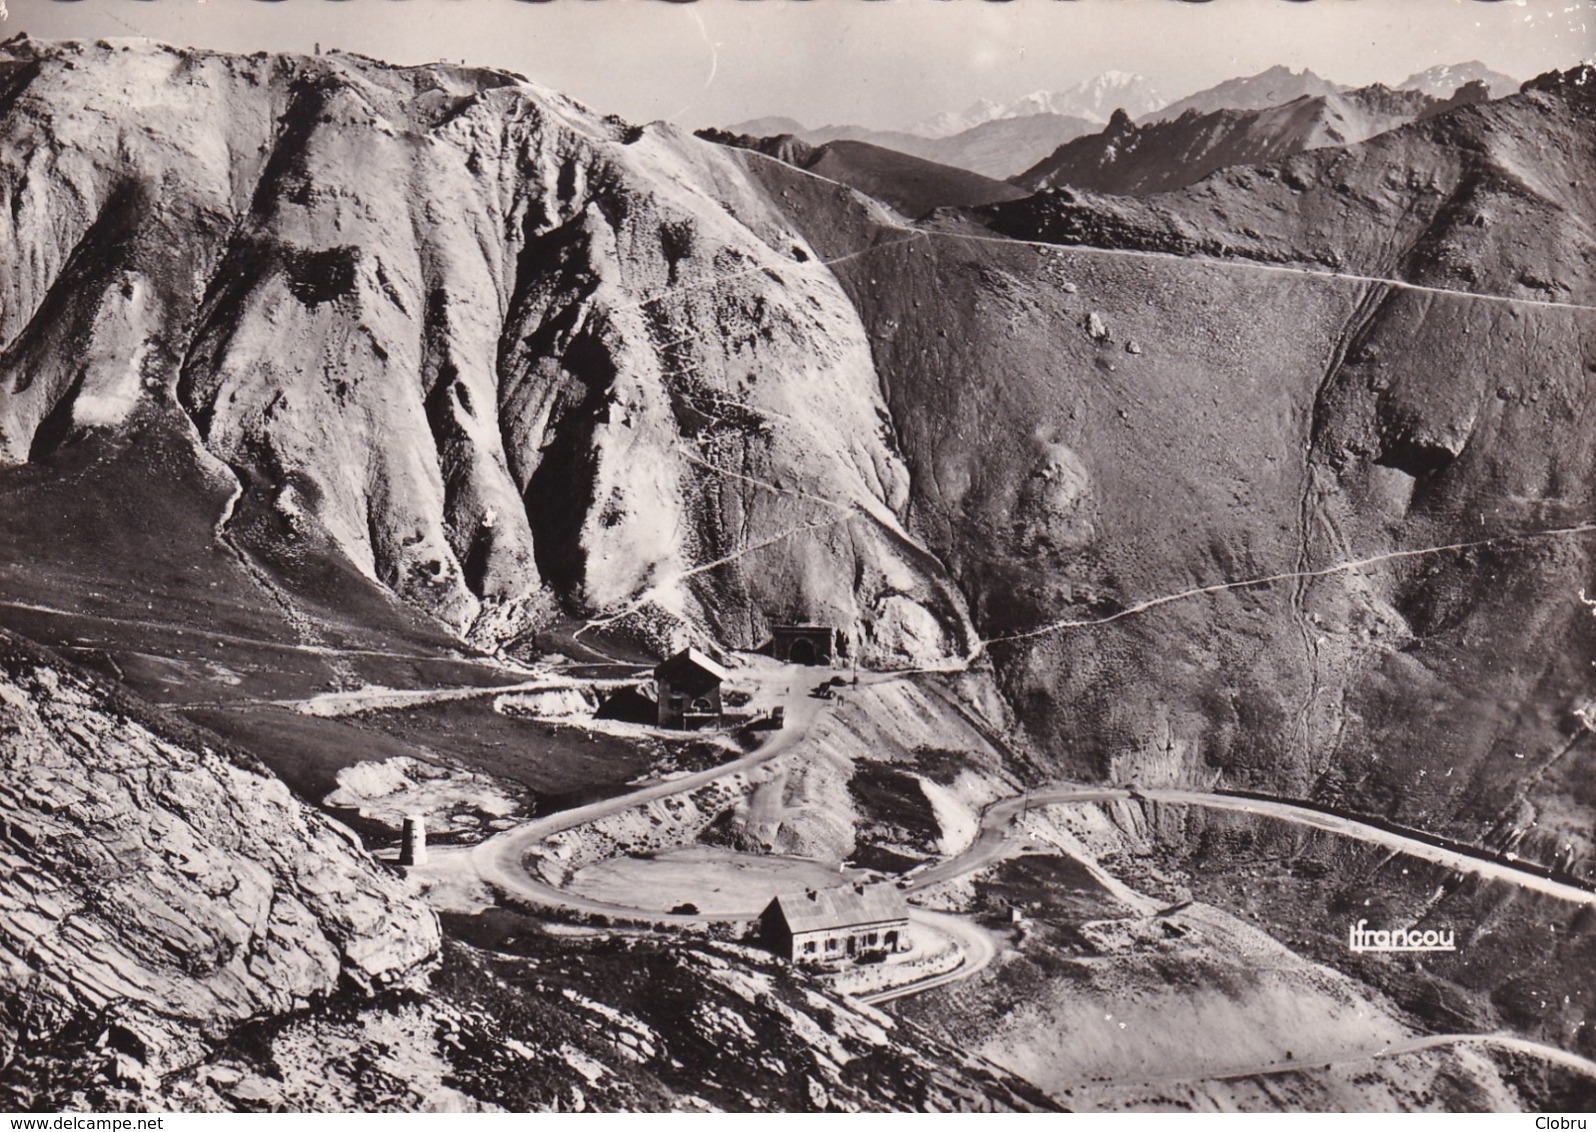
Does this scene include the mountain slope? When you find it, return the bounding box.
[3,39,1596,1109]
[0,37,973,666]
[985,71,1596,296]
[1145,65,1346,123]
[5,38,1595,877]
[695,132,1027,218]
[5,38,1596,873]
[730,69,1596,881]
[722,115,808,137]
[1016,84,1463,197]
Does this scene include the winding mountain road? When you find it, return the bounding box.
[461,663,1011,1000]
[914,786,1596,909]
[856,908,1000,1005]
[457,647,1594,1045]
[470,665,826,923]
[1145,787,1596,906]
[1062,1031,1596,1095]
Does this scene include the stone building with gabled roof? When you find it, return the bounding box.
[759,882,911,965]
[654,647,729,730]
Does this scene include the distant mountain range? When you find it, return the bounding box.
[721,115,1101,181]
[723,62,1523,181]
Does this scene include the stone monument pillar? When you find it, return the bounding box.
[400,814,427,867]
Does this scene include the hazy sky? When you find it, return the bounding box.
[8,0,1594,131]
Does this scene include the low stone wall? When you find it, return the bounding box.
[826,930,962,998]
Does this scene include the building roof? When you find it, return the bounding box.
[767,883,908,934]
[654,647,730,684]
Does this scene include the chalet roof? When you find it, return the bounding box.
[768,883,908,934]
[654,647,729,684]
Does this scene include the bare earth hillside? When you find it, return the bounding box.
[0,37,971,668]
[734,68,1596,881]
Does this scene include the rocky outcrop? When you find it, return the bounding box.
[59,940,1057,1112]
[0,631,440,1083]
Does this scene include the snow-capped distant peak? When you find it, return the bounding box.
[1398,61,1519,99]
[1061,72,1167,122]
[911,72,1165,138]
[916,98,1008,139]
